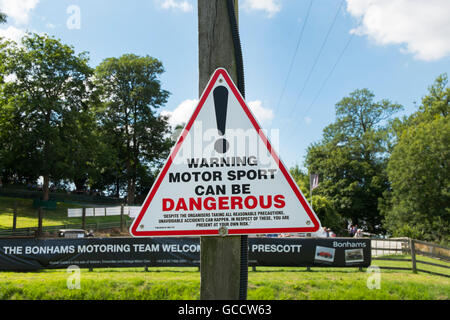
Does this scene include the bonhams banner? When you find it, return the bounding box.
[0,237,371,271]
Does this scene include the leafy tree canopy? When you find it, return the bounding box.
[305,89,403,233]
[382,74,449,243]
[94,54,172,204]
[0,33,93,200]
[0,12,6,24]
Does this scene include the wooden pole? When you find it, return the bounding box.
[120,204,124,232]
[12,201,17,232]
[37,207,43,237]
[410,239,417,273]
[199,0,242,300]
[82,207,86,230]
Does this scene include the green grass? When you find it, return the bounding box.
[0,196,128,230]
[0,268,201,300]
[0,259,449,300]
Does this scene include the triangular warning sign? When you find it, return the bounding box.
[130,68,321,237]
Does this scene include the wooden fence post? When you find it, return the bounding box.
[37,207,43,237]
[120,204,124,232]
[410,239,417,273]
[12,201,17,232]
[82,207,86,230]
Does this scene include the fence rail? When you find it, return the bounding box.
[0,188,121,204]
[67,206,140,218]
[371,238,449,278]
[0,220,133,238]
[0,202,139,238]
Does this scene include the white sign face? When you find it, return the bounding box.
[130,68,321,237]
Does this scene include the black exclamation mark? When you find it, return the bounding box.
[213,85,229,153]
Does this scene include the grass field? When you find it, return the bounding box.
[0,196,127,230]
[0,256,449,300]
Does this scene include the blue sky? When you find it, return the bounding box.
[1,0,449,169]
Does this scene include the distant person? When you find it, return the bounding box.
[313,227,328,238]
[354,229,363,238]
[328,228,336,237]
[351,225,358,236]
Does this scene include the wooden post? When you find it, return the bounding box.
[199,0,243,300]
[82,207,86,230]
[12,201,17,232]
[410,239,417,273]
[120,204,124,232]
[37,207,43,237]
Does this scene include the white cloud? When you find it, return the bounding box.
[242,0,281,18]
[159,0,193,12]
[346,0,450,61]
[161,98,274,129]
[0,0,39,44]
[0,0,39,25]
[304,116,312,125]
[46,22,56,29]
[0,25,26,43]
[161,99,198,128]
[248,100,274,125]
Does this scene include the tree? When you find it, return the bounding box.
[382,74,449,242]
[0,12,6,24]
[305,89,403,233]
[0,95,41,184]
[1,33,93,200]
[57,101,104,192]
[289,165,346,234]
[95,54,172,204]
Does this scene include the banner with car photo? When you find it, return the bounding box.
[249,237,371,267]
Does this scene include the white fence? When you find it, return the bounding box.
[371,238,410,257]
[68,206,140,218]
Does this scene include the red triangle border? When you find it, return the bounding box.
[130,68,320,237]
